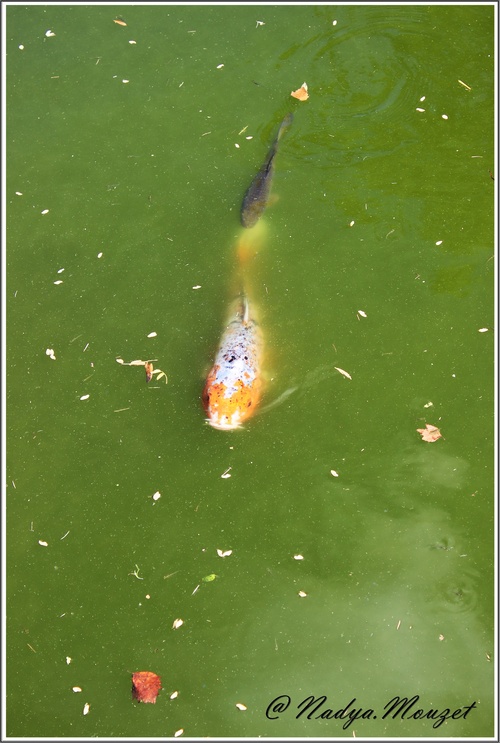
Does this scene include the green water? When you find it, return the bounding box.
[6,3,495,738]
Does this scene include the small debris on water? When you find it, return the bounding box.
[423,401,433,408]
[334,367,352,380]
[97,252,103,258]
[46,348,56,360]
[170,691,179,700]
[216,64,224,69]
[417,423,442,442]
[174,730,184,738]
[79,394,90,401]
[330,469,339,477]
[349,220,355,227]
[478,328,489,333]
[357,310,367,318]
[236,703,248,711]
[41,209,49,215]
[416,107,425,112]
[122,79,130,84]
[435,240,443,245]
[38,540,48,547]
[192,285,202,289]
[458,79,472,91]
[217,549,232,557]
[53,280,63,285]
[66,657,72,665]
[152,491,161,502]
[291,82,308,101]
[73,686,82,693]
[441,114,448,120]
[235,143,240,148]
[298,591,307,597]
[83,703,90,715]
[147,332,157,338]
[19,45,24,50]
[113,18,127,26]
[172,618,184,629]
[45,30,56,37]
[221,467,232,479]
[293,554,304,561]
[419,96,426,101]
[129,40,137,44]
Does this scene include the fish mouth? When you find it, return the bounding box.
[205,417,242,431]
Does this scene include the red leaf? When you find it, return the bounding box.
[132,671,162,704]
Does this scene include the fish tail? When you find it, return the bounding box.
[236,221,266,267]
[277,112,293,142]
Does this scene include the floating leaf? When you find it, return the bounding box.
[417,423,442,443]
[334,367,352,380]
[132,671,162,704]
[202,573,217,582]
[291,82,309,101]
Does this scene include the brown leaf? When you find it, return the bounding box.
[132,671,162,703]
[145,362,154,383]
[291,82,309,101]
[416,423,442,442]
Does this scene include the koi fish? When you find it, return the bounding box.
[240,112,293,228]
[203,295,263,430]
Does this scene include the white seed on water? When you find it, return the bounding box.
[235,143,240,148]
[293,554,304,561]
[72,686,82,693]
[147,332,157,338]
[435,240,443,246]
[97,252,103,258]
[46,348,56,360]
[416,107,425,112]
[16,191,23,195]
[217,64,224,69]
[298,591,307,597]
[45,30,56,37]
[122,79,129,83]
[192,285,202,289]
[478,328,488,333]
[66,656,72,664]
[19,45,24,50]
[357,310,367,318]
[424,401,433,408]
[334,367,352,380]
[38,540,48,547]
[83,703,90,715]
[441,114,448,120]
[236,703,247,711]
[79,394,90,401]
[330,470,339,477]
[152,491,161,501]
[172,618,184,629]
[41,209,49,215]
[53,280,63,285]
[349,220,355,227]
[419,96,426,101]
[129,40,137,44]
[170,691,179,699]
[217,549,233,557]
[174,730,183,738]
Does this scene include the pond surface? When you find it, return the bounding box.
[5,3,495,739]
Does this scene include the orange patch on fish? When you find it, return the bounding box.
[203,297,263,430]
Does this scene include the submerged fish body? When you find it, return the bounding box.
[240,112,293,228]
[203,297,263,430]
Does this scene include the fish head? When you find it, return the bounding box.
[202,373,260,431]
